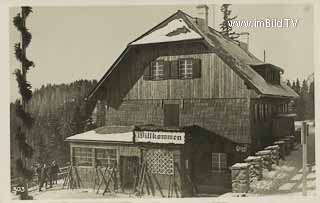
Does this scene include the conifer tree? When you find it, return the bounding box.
[219,4,239,40]
[13,6,35,199]
[295,78,301,95]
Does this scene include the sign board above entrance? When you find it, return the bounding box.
[134,130,185,144]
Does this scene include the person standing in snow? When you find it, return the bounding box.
[38,163,49,191]
[49,160,60,187]
[36,163,42,186]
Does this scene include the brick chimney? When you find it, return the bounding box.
[196,4,209,33]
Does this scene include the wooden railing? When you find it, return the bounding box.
[11,165,70,193]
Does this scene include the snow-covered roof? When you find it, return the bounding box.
[65,126,134,143]
[87,10,299,100]
[131,18,202,45]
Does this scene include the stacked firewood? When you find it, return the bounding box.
[244,156,263,182]
[255,150,272,171]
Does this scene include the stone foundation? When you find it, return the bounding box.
[285,136,295,150]
[231,163,250,193]
[273,141,286,160]
[255,150,272,171]
[280,138,291,155]
[264,145,280,165]
[244,156,263,182]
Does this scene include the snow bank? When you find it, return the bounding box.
[250,162,297,194]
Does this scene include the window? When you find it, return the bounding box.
[143,58,201,80]
[212,153,227,171]
[95,148,117,168]
[178,58,194,79]
[73,147,93,167]
[151,60,165,80]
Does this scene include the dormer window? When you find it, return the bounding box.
[251,64,282,85]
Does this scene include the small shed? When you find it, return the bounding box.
[65,124,246,197]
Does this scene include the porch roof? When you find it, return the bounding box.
[65,125,135,143]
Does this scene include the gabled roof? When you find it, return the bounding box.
[87,10,299,99]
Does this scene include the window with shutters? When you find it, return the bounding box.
[211,153,227,171]
[151,60,165,80]
[144,58,201,80]
[178,58,193,79]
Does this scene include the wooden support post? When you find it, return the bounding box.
[301,121,308,196]
[103,166,116,195]
[146,171,155,196]
[96,168,107,194]
[151,173,164,198]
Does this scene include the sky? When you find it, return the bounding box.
[9,4,314,102]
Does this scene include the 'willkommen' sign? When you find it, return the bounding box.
[134,131,185,144]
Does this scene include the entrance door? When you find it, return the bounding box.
[120,156,139,190]
[164,104,180,126]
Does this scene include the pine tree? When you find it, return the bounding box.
[13,7,35,200]
[219,4,239,40]
[286,80,291,87]
[295,78,301,95]
[309,81,315,119]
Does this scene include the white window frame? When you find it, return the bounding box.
[179,59,193,79]
[73,147,93,167]
[211,152,227,171]
[151,60,164,80]
[95,148,117,169]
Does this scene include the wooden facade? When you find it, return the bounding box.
[67,10,298,197]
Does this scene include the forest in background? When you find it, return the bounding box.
[10,80,97,176]
[286,77,315,121]
[10,76,315,177]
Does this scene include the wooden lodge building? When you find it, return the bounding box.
[65,7,299,197]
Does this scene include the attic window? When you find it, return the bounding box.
[143,58,201,80]
[151,60,165,80]
[179,58,193,79]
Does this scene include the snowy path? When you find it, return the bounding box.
[251,124,316,196]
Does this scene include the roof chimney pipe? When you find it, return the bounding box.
[196,4,209,33]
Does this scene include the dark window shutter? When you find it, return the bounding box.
[170,60,179,79]
[163,61,170,79]
[192,58,201,78]
[143,65,151,80]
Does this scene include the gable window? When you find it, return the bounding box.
[212,153,227,171]
[151,60,165,80]
[178,58,194,79]
[144,58,201,80]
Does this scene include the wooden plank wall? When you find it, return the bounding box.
[98,41,258,108]
[124,52,257,100]
[70,143,141,189]
[104,98,251,144]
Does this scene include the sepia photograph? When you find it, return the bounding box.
[6,1,317,201]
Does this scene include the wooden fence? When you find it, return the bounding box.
[11,165,70,192]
